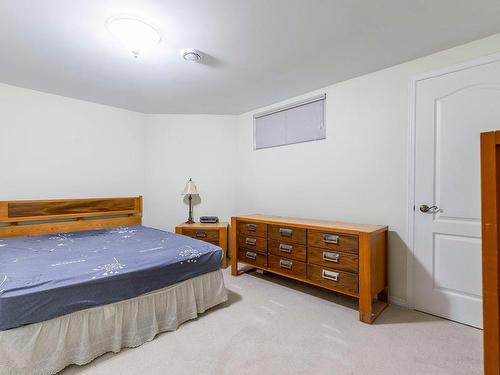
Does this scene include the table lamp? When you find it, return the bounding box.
[182,178,199,224]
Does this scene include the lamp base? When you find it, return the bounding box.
[185,194,195,224]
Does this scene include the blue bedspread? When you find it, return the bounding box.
[0,225,222,331]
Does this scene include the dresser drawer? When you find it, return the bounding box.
[269,255,306,278]
[237,235,268,252]
[238,248,268,268]
[268,225,306,244]
[237,221,267,238]
[268,239,306,262]
[182,229,219,242]
[307,230,359,254]
[307,264,358,294]
[308,247,358,273]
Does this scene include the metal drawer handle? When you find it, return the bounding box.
[279,228,293,237]
[279,259,293,270]
[323,234,339,244]
[279,243,293,253]
[245,237,257,246]
[195,230,207,238]
[245,251,257,260]
[323,251,340,263]
[246,223,257,231]
[322,270,339,282]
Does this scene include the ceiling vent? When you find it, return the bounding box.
[180,48,202,63]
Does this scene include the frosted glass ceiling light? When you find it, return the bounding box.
[107,17,161,58]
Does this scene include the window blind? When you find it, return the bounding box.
[254,94,326,150]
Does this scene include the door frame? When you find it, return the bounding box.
[407,52,500,310]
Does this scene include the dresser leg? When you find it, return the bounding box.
[231,257,238,276]
[230,217,239,276]
[359,295,374,324]
[358,232,388,323]
[359,290,389,324]
[359,233,373,323]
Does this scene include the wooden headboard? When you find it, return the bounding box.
[0,196,142,238]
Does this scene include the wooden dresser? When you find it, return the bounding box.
[230,214,388,324]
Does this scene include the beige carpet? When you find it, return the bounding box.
[62,268,482,375]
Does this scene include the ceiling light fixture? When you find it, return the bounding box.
[180,48,202,63]
[107,16,161,58]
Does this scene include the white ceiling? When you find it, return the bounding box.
[1,0,500,114]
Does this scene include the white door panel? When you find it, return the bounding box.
[433,234,482,297]
[414,57,500,328]
[437,85,500,221]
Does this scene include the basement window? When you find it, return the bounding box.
[254,94,326,150]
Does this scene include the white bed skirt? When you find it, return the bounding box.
[0,270,227,375]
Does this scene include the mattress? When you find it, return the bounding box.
[0,225,222,331]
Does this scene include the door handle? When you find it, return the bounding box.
[419,204,439,213]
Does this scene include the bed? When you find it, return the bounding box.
[0,197,228,375]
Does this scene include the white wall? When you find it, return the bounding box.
[3,32,500,304]
[142,115,237,232]
[235,33,500,304]
[0,84,236,234]
[0,83,145,199]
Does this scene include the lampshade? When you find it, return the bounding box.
[182,178,199,195]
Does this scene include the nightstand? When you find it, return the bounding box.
[175,222,229,268]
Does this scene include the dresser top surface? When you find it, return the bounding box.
[233,214,387,234]
[176,222,228,229]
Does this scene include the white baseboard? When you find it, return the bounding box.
[388,295,408,308]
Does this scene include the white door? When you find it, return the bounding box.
[413,55,500,328]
